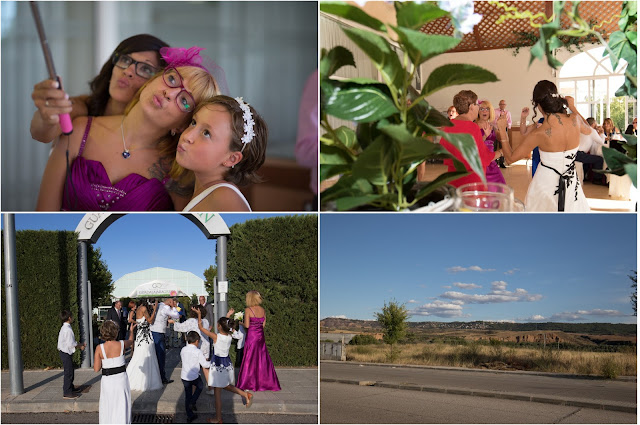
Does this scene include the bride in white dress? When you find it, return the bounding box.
[127,300,163,392]
[501,80,591,212]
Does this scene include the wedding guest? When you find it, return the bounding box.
[107,300,127,340]
[237,290,281,392]
[150,298,181,384]
[447,106,458,120]
[625,117,637,135]
[94,320,136,424]
[520,108,544,176]
[126,300,137,348]
[439,90,494,187]
[295,69,319,209]
[577,116,607,185]
[195,311,253,424]
[493,100,512,168]
[57,310,86,399]
[475,100,506,184]
[173,305,210,360]
[30,34,169,144]
[177,96,268,212]
[227,309,247,370]
[181,331,211,423]
[199,296,214,332]
[603,118,624,153]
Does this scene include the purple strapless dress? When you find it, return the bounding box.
[61,117,173,211]
[482,128,506,184]
[236,315,281,392]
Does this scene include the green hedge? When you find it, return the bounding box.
[1,231,81,369]
[227,215,318,366]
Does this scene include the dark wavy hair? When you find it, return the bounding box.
[218,316,236,334]
[85,34,169,116]
[532,80,568,122]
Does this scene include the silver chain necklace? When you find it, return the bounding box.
[120,116,131,159]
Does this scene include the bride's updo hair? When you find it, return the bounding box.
[532,80,568,121]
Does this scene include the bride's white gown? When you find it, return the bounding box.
[127,318,163,391]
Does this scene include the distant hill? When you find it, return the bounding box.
[321,317,636,336]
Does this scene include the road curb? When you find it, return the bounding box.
[320,378,637,414]
[320,360,637,382]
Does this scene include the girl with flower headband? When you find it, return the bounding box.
[176,96,268,212]
[36,46,225,211]
[500,80,591,212]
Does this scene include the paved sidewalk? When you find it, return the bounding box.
[2,348,317,417]
[321,361,637,414]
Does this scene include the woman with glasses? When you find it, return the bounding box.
[36,46,222,211]
[439,90,496,187]
[475,100,506,184]
[30,34,168,144]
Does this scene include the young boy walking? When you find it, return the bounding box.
[57,310,86,399]
[181,331,210,423]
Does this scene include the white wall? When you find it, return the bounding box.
[421,44,600,124]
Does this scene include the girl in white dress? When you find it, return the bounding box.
[501,80,591,212]
[94,320,135,424]
[176,96,268,212]
[127,299,163,391]
[194,308,253,424]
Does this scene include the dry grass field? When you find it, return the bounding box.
[346,342,637,378]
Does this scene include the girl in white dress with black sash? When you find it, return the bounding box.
[500,80,591,212]
[94,320,135,424]
[127,299,163,391]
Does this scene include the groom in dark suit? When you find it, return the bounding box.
[106,300,127,340]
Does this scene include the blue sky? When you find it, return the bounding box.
[321,214,638,324]
[3,213,306,283]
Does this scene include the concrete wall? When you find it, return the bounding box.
[320,342,346,361]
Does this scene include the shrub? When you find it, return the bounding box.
[600,358,621,379]
[1,231,80,369]
[226,215,317,366]
[349,334,379,345]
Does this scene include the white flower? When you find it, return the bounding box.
[233,311,244,321]
[438,0,482,37]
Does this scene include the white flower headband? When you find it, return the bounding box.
[234,97,255,152]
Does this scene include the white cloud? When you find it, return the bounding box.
[527,309,629,322]
[504,268,520,275]
[442,285,452,289]
[411,300,468,318]
[447,265,495,273]
[328,315,347,319]
[407,299,419,304]
[453,282,482,289]
[441,281,542,304]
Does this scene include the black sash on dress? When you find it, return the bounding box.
[102,364,126,376]
[540,160,575,212]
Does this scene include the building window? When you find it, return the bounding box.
[558,46,635,131]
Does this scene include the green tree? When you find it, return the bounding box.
[88,246,113,307]
[203,265,217,296]
[630,270,637,315]
[375,300,409,360]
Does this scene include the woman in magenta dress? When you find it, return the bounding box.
[237,291,281,392]
[476,100,506,184]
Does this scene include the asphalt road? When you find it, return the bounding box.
[320,382,637,424]
[321,362,636,407]
[1,412,318,424]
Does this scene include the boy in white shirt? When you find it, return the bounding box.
[181,331,211,423]
[57,310,86,399]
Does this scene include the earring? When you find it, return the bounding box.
[170,130,176,137]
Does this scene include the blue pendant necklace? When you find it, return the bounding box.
[120,116,130,159]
